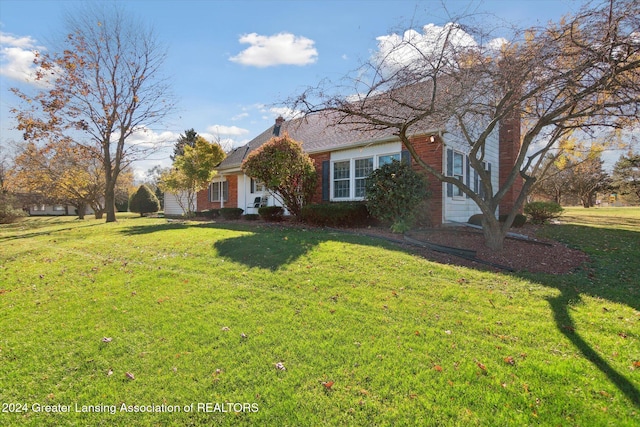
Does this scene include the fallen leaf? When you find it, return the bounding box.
[322,381,334,390]
[241,333,247,339]
[125,372,135,380]
[632,361,640,368]
[107,368,113,376]
[275,362,286,371]
[433,365,443,372]
[414,330,420,336]
[476,362,487,371]
[101,337,112,343]
[221,326,230,331]
[445,330,452,335]
[504,356,515,365]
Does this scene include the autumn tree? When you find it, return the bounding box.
[294,0,640,250]
[567,155,610,207]
[10,3,175,223]
[159,136,225,215]
[611,152,640,203]
[241,133,316,218]
[8,140,100,219]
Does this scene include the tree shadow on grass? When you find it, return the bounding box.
[521,223,640,407]
[119,221,190,236]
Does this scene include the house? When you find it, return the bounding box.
[194,107,522,225]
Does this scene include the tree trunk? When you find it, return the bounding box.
[76,203,86,220]
[104,180,117,222]
[482,215,507,251]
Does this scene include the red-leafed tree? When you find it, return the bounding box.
[241,133,316,218]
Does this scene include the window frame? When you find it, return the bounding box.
[209,181,228,202]
[331,152,401,201]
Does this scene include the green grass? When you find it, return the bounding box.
[0,210,638,426]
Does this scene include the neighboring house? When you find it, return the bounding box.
[195,109,522,225]
[29,204,70,216]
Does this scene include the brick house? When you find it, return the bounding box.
[189,107,522,225]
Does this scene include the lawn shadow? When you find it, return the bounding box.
[119,220,191,236]
[519,223,640,407]
[0,221,103,242]
[210,223,336,271]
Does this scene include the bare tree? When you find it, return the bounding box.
[294,0,640,250]
[11,3,175,222]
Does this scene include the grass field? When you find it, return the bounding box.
[0,208,638,426]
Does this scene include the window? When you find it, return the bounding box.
[333,160,350,199]
[53,205,65,211]
[378,153,400,167]
[209,181,228,202]
[354,157,373,198]
[330,153,401,200]
[250,178,266,193]
[452,151,464,197]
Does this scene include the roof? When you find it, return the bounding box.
[218,80,453,172]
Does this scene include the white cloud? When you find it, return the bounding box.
[373,23,478,73]
[206,124,250,137]
[126,126,178,149]
[0,32,43,83]
[231,112,249,121]
[229,32,318,67]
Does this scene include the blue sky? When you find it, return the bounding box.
[0,0,591,178]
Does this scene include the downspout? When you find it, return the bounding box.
[220,175,225,208]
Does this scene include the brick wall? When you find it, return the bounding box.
[404,134,444,226]
[309,152,330,205]
[196,175,238,210]
[498,112,523,215]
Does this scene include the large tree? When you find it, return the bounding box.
[241,133,316,218]
[11,3,175,222]
[159,136,226,215]
[611,152,640,203]
[294,0,640,250]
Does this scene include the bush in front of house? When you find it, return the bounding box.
[197,209,219,219]
[219,207,243,220]
[129,184,160,217]
[258,206,284,222]
[365,160,429,233]
[524,201,564,224]
[243,213,260,221]
[301,202,371,227]
[0,193,26,224]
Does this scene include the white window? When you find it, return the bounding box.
[354,157,374,198]
[378,153,400,167]
[208,181,228,202]
[452,151,464,197]
[250,178,266,194]
[53,205,65,211]
[333,160,350,199]
[332,153,401,200]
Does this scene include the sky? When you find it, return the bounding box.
[0,0,609,179]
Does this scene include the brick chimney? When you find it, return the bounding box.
[273,116,284,136]
[498,110,523,215]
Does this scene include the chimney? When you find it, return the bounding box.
[498,109,523,215]
[273,116,285,136]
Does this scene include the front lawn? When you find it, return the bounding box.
[0,211,638,426]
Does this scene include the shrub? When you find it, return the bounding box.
[468,213,484,226]
[219,207,243,220]
[0,193,26,224]
[365,160,429,232]
[524,201,564,224]
[258,206,284,222]
[301,202,371,227]
[129,185,160,217]
[243,214,260,221]
[499,213,527,228]
[197,209,219,219]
